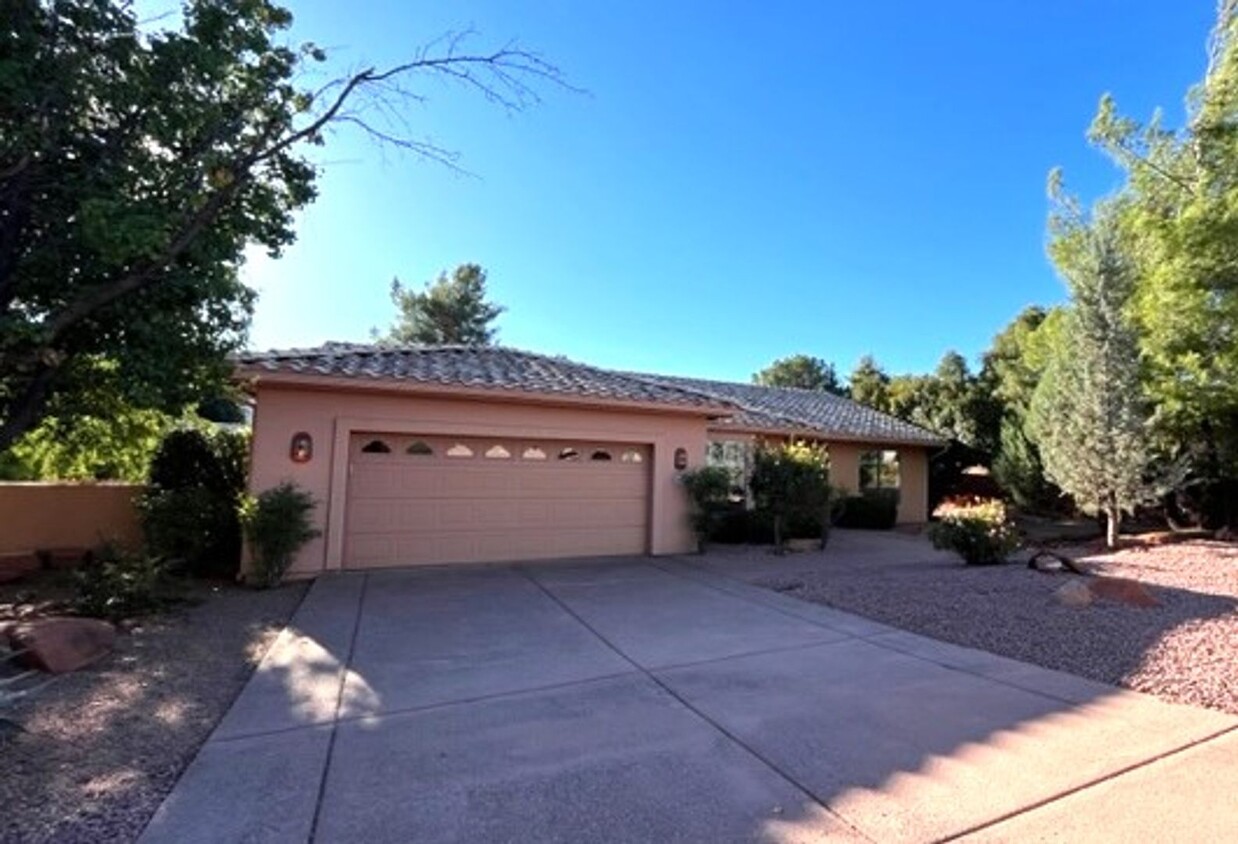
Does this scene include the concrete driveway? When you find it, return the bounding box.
[141,556,1238,843]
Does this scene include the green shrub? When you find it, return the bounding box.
[73,550,178,621]
[749,442,834,549]
[140,427,249,578]
[928,498,1020,565]
[679,466,734,549]
[240,482,320,587]
[835,489,900,530]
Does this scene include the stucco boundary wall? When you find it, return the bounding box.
[0,482,145,556]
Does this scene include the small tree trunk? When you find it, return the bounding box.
[1106,505,1121,549]
[773,513,784,555]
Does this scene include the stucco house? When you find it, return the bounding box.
[235,344,943,576]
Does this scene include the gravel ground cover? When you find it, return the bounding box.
[737,533,1238,714]
[1,580,307,843]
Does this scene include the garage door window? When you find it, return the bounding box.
[621,449,644,463]
[405,440,434,456]
[522,447,547,460]
[558,447,580,461]
[591,449,613,461]
[361,439,391,454]
[485,445,512,459]
[446,443,475,458]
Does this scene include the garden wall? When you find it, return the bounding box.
[0,482,144,555]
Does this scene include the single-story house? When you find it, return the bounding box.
[235,344,944,576]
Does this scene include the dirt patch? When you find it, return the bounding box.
[746,537,1237,715]
[1,580,308,843]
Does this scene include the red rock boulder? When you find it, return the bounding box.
[1088,576,1161,608]
[6,617,117,673]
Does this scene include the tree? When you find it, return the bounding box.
[848,355,891,411]
[0,1,564,452]
[753,354,844,393]
[384,264,505,345]
[983,306,1067,510]
[1073,1,1238,525]
[1031,209,1159,547]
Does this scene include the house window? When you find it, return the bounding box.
[706,439,752,490]
[860,450,900,490]
[361,439,391,454]
[406,440,434,456]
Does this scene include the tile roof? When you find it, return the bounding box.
[236,343,944,445]
[234,343,727,409]
[624,373,945,445]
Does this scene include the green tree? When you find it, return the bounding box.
[0,358,177,481]
[1031,209,1159,547]
[384,264,506,345]
[1072,1,1238,524]
[848,355,891,411]
[982,306,1067,509]
[0,1,562,452]
[753,354,844,393]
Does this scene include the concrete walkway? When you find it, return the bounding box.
[141,556,1238,843]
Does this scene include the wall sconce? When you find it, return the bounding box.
[290,431,313,464]
[673,447,689,470]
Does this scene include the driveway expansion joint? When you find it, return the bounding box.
[308,571,370,844]
[515,563,876,843]
[936,722,1238,842]
[656,557,1134,711]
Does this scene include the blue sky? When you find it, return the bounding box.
[239,1,1216,380]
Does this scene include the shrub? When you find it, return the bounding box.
[140,427,249,578]
[835,489,900,530]
[679,466,734,549]
[749,442,834,549]
[240,482,320,588]
[928,498,1020,565]
[73,550,178,621]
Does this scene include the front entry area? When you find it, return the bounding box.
[342,433,652,568]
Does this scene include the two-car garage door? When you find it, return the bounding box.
[343,433,652,568]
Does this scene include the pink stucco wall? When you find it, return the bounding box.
[0,482,144,555]
[249,384,711,576]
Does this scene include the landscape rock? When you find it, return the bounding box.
[1089,576,1161,608]
[6,617,117,673]
[1055,579,1093,608]
[0,552,41,584]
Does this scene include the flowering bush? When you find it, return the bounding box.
[928,498,1020,565]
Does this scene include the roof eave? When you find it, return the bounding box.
[705,420,945,448]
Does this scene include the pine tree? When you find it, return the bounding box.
[385,264,505,345]
[1030,210,1156,547]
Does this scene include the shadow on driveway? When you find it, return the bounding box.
[139,549,1238,844]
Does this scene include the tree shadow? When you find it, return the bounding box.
[129,552,1237,843]
[1,580,307,842]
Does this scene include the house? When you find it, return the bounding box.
[235,344,943,576]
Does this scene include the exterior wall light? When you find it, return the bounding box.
[673,447,689,470]
[290,431,313,464]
